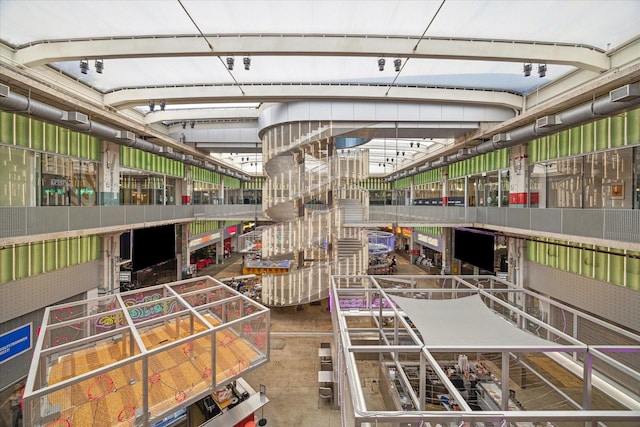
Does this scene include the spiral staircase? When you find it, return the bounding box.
[259,123,370,306]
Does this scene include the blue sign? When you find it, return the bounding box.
[0,323,32,364]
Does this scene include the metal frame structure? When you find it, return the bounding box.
[330,274,640,426]
[24,276,270,427]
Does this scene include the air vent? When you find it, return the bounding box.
[115,131,135,142]
[492,133,511,143]
[62,111,89,124]
[610,83,640,102]
[160,146,173,154]
[0,84,9,97]
[536,115,562,128]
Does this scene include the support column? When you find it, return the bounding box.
[182,165,192,205]
[100,234,121,295]
[178,223,190,280]
[509,144,536,207]
[441,166,449,206]
[100,141,120,205]
[218,176,225,204]
[441,227,453,275]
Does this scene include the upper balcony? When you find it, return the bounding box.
[1,205,638,250]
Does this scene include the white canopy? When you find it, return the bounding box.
[390,294,581,351]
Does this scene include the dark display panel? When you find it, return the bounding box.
[132,224,176,272]
[454,228,495,273]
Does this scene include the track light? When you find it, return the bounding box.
[410,142,414,148]
[243,56,251,70]
[416,142,420,148]
[378,58,385,71]
[227,57,235,70]
[190,120,195,129]
[394,58,402,72]
[159,100,165,111]
[181,121,186,129]
[523,63,532,77]
[538,63,547,78]
[95,59,103,74]
[148,100,155,112]
[80,59,89,74]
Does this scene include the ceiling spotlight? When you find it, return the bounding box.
[148,100,155,112]
[410,142,414,148]
[181,121,186,129]
[416,142,420,148]
[523,63,532,77]
[538,63,547,78]
[378,58,386,71]
[394,58,402,72]
[243,56,251,70]
[227,57,235,70]
[95,59,103,74]
[80,59,89,74]
[190,120,195,129]
[159,100,166,111]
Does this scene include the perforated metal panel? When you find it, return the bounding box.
[0,261,100,324]
[525,262,640,331]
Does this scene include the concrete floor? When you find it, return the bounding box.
[194,252,437,426]
[195,253,625,427]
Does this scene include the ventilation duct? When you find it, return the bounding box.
[391,81,640,179]
[0,84,235,175]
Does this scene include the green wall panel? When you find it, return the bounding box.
[15,115,30,148]
[69,237,79,265]
[71,133,81,157]
[582,122,595,153]
[558,244,567,270]
[626,253,640,290]
[594,247,608,282]
[569,127,581,156]
[57,238,68,268]
[15,244,29,280]
[568,247,580,274]
[595,118,608,151]
[628,109,640,144]
[610,115,625,148]
[0,112,13,143]
[80,236,89,263]
[0,247,13,283]
[32,121,44,151]
[30,242,44,275]
[44,123,57,152]
[558,130,569,157]
[45,240,57,272]
[548,134,558,159]
[609,253,624,286]
[58,127,69,155]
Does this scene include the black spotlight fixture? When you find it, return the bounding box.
[95,59,103,74]
[394,58,402,72]
[159,100,166,111]
[378,57,385,71]
[190,120,195,129]
[80,59,89,74]
[227,57,235,70]
[181,121,186,129]
[243,56,251,70]
[410,142,414,148]
[148,100,155,112]
[523,63,532,77]
[538,63,547,78]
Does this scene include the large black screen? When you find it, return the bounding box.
[454,228,495,272]
[132,224,176,272]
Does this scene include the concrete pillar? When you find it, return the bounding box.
[218,176,225,204]
[509,144,536,207]
[441,166,449,206]
[100,234,121,295]
[100,141,120,205]
[182,165,192,205]
[441,227,453,274]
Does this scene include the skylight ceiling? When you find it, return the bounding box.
[1,0,639,176]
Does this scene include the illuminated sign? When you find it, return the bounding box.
[189,232,221,248]
[226,225,237,237]
[416,233,441,249]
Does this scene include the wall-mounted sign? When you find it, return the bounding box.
[119,271,132,282]
[416,233,442,250]
[0,323,32,364]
